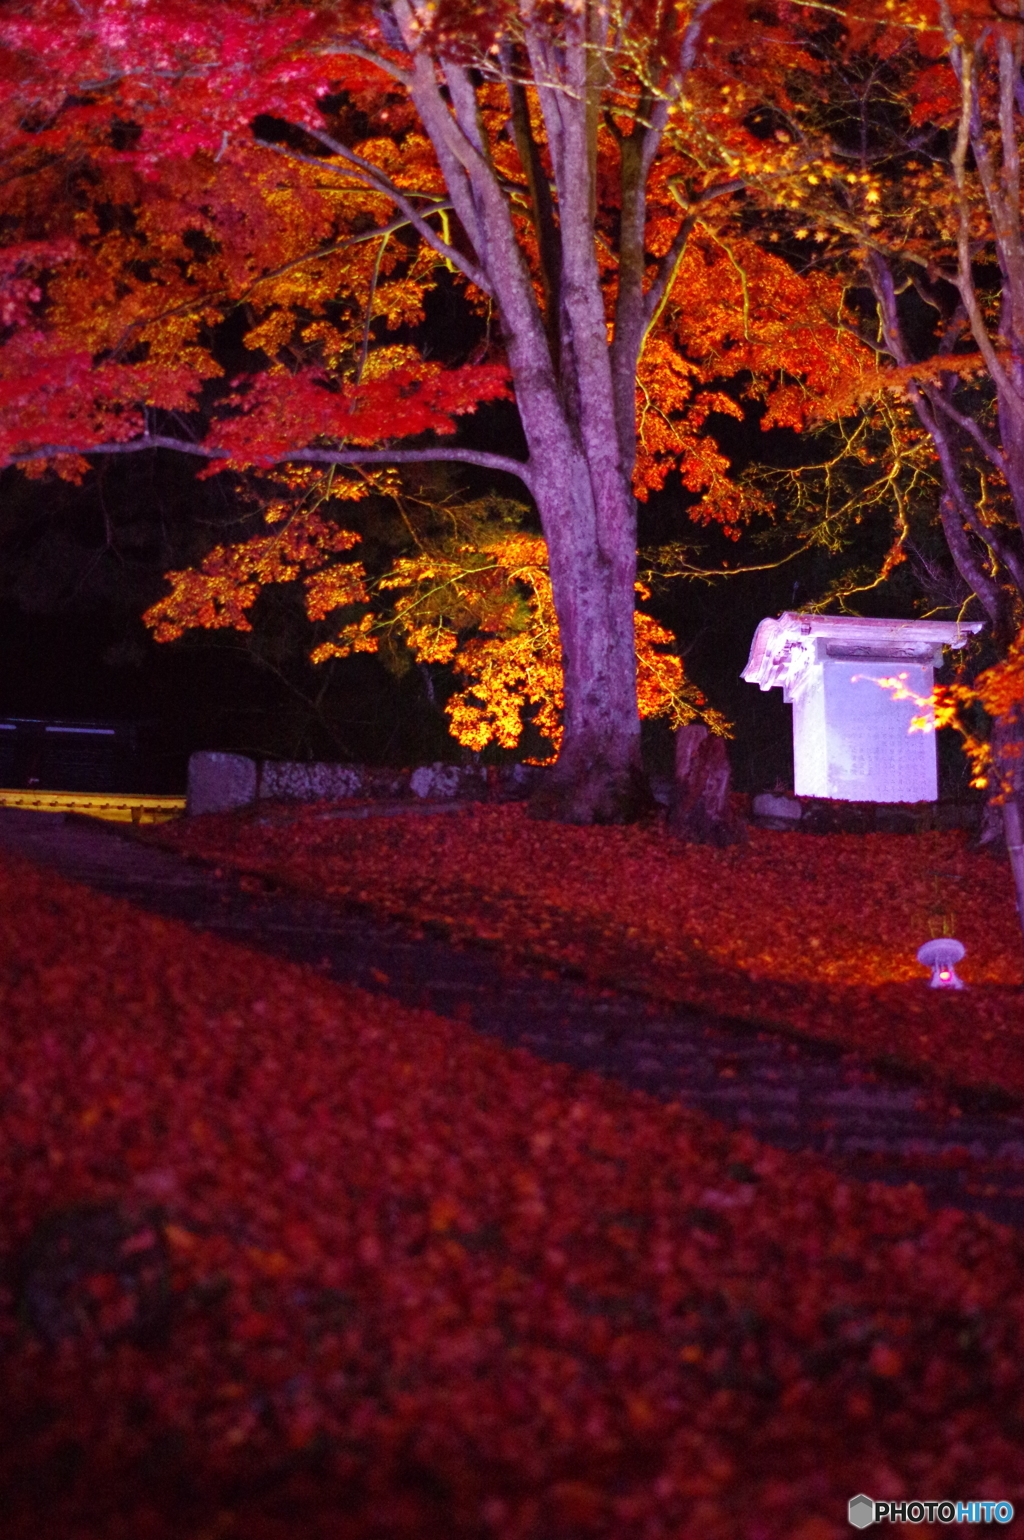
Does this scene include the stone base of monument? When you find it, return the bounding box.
[750,792,982,836]
[186,752,542,818]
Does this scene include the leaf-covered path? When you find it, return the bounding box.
[3,807,1024,1230]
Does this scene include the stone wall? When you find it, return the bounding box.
[186,752,539,817]
[749,791,982,836]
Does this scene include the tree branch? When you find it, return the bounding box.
[317,38,413,89]
[256,136,492,295]
[286,445,532,490]
[632,0,715,184]
[642,177,745,332]
[521,12,621,476]
[868,246,1024,613]
[387,0,503,256]
[947,38,1024,415]
[926,385,1010,478]
[504,48,562,368]
[913,385,1024,614]
[11,436,533,490]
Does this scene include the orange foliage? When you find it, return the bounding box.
[636,239,866,528]
[363,527,724,758]
[144,506,365,640]
[930,628,1024,794]
[147,492,720,758]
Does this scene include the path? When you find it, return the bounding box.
[2,807,1024,1228]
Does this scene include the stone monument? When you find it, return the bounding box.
[742,612,983,803]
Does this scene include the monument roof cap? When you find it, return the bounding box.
[742,611,984,692]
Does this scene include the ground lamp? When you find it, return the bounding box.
[916,937,967,990]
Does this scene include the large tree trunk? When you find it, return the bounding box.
[490,219,653,822]
[526,455,653,823]
[387,0,695,823]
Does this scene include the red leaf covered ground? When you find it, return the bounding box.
[3,838,1024,1538]
[154,803,1024,1100]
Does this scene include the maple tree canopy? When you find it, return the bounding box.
[0,0,870,821]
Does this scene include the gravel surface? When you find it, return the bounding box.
[3,807,1024,1228]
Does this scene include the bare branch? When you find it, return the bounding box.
[946,38,1024,414]
[927,387,1010,479]
[11,436,533,490]
[286,445,532,490]
[315,39,413,89]
[649,541,810,582]
[356,230,391,384]
[866,245,1024,611]
[913,383,1024,609]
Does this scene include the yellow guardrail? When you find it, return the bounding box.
[0,789,185,824]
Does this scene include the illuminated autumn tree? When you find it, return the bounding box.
[0,0,862,820]
[731,1,1024,894]
[146,489,724,760]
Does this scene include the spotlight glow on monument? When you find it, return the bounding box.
[742,613,983,804]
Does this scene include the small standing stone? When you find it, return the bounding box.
[667,725,747,847]
[186,751,258,815]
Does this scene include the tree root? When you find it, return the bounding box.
[528,758,657,826]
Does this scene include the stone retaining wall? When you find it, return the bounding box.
[186,752,540,817]
[750,791,982,836]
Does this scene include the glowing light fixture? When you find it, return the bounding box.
[916,937,966,990]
